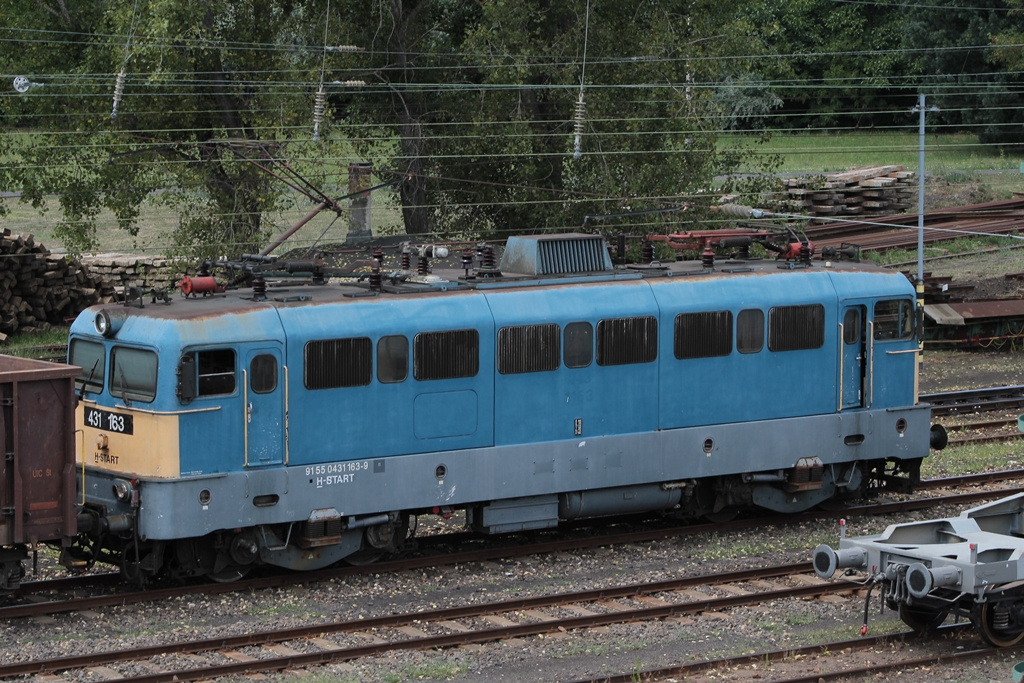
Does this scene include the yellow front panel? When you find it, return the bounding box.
[77,402,180,478]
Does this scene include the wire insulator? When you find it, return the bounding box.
[701,245,715,269]
[482,246,497,269]
[800,242,812,265]
[312,85,326,142]
[252,270,267,300]
[369,259,382,291]
[572,95,586,159]
[111,68,126,119]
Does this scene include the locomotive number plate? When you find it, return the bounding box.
[85,407,134,434]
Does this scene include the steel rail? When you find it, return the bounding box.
[923,385,1024,416]
[564,623,1001,683]
[0,564,855,681]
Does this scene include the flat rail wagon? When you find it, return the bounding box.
[815,492,1024,646]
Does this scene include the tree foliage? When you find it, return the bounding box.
[343,0,782,239]
[737,0,910,129]
[1,0,335,257]
[915,0,1024,145]
[6,0,1023,257]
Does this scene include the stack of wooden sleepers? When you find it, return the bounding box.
[0,229,103,337]
[777,165,916,220]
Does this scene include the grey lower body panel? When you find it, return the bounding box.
[86,404,931,541]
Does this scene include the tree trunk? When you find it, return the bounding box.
[390,0,431,236]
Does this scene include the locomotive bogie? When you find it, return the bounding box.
[56,235,940,581]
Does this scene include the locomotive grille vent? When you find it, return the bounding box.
[414,329,480,381]
[596,316,658,366]
[497,324,560,374]
[499,234,613,276]
[305,338,372,389]
[768,304,825,352]
[674,311,733,360]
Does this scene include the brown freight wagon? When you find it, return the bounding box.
[0,355,80,592]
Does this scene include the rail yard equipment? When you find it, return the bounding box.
[814,490,1024,646]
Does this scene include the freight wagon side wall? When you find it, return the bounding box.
[0,355,80,547]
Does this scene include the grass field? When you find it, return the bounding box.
[725,130,1024,209]
[722,130,1022,173]
[0,189,406,257]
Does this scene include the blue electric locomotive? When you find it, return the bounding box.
[66,233,944,581]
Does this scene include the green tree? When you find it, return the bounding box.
[902,0,1024,145]
[2,0,783,254]
[0,0,337,257]
[738,0,912,129]
[345,0,782,240]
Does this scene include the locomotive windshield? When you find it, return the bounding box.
[70,339,105,394]
[109,346,158,403]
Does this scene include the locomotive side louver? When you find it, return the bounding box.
[499,234,613,275]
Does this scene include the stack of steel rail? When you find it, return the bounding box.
[805,197,1024,253]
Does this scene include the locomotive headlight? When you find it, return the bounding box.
[94,308,127,338]
[112,478,133,502]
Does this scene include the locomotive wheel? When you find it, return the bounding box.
[704,507,739,523]
[345,548,385,566]
[120,541,147,586]
[974,600,1024,647]
[206,565,251,583]
[898,603,947,633]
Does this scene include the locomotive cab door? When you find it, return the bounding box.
[243,346,286,467]
[840,305,867,410]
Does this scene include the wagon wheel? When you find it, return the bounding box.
[973,600,1024,648]
[898,603,947,633]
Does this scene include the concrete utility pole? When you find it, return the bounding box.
[346,162,373,244]
[912,94,938,286]
[911,94,938,402]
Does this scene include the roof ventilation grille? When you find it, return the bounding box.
[500,234,613,276]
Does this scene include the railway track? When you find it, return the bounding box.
[947,416,1024,446]
[567,623,1012,682]
[8,540,1016,682]
[805,197,1024,253]
[923,384,1024,416]
[0,562,859,681]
